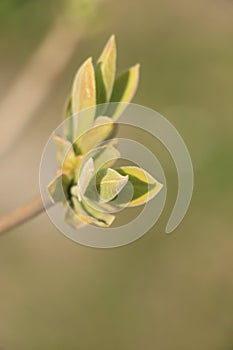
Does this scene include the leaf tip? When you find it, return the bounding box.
[132,63,140,78]
[109,34,116,46]
[98,35,116,63]
[106,34,116,49]
[85,56,93,64]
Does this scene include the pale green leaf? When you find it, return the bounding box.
[108,64,140,120]
[96,35,116,104]
[96,168,128,202]
[65,203,86,229]
[53,134,79,179]
[94,116,113,127]
[72,197,115,227]
[53,134,75,166]
[72,57,96,136]
[64,97,73,142]
[73,145,120,200]
[82,146,121,203]
[47,174,70,203]
[65,96,72,119]
[116,166,163,207]
[72,57,96,114]
[77,157,95,200]
[93,145,120,171]
[74,116,116,154]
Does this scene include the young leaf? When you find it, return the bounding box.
[96,168,128,202]
[77,157,95,200]
[96,35,116,104]
[66,198,95,227]
[82,146,121,203]
[72,197,115,227]
[65,203,86,229]
[64,97,73,142]
[72,57,96,136]
[65,96,72,119]
[93,145,120,171]
[74,116,116,154]
[115,166,163,207]
[53,134,73,158]
[47,174,70,203]
[108,64,140,120]
[53,134,79,179]
[53,134,75,165]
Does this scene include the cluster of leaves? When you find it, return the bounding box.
[48,35,163,228]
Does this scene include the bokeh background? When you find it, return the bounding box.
[0,0,233,349]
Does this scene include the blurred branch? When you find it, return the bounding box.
[0,19,80,159]
[0,21,80,234]
[0,1,107,236]
[0,194,53,235]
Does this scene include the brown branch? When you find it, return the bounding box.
[0,194,53,235]
[0,21,79,234]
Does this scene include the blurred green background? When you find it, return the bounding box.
[0,0,233,349]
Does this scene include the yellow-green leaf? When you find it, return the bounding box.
[65,96,72,119]
[93,145,120,171]
[53,134,79,179]
[96,35,116,104]
[47,174,70,203]
[65,203,86,229]
[74,116,116,154]
[108,64,140,120]
[64,97,73,142]
[72,197,115,227]
[96,168,128,202]
[53,134,75,166]
[77,157,95,200]
[116,166,163,207]
[72,57,96,136]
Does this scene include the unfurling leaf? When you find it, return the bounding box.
[53,134,80,179]
[50,35,146,231]
[74,116,116,154]
[65,97,72,119]
[93,145,120,171]
[96,35,116,104]
[53,134,74,165]
[47,174,70,203]
[65,203,86,229]
[72,57,96,114]
[96,168,128,202]
[72,57,96,137]
[64,97,73,142]
[77,157,95,200]
[108,64,140,120]
[116,166,163,207]
[72,197,115,227]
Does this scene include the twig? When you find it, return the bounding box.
[0,21,79,234]
[0,194,53,235]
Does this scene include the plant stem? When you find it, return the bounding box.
[0,20,80,234]
[0,195,53,235]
